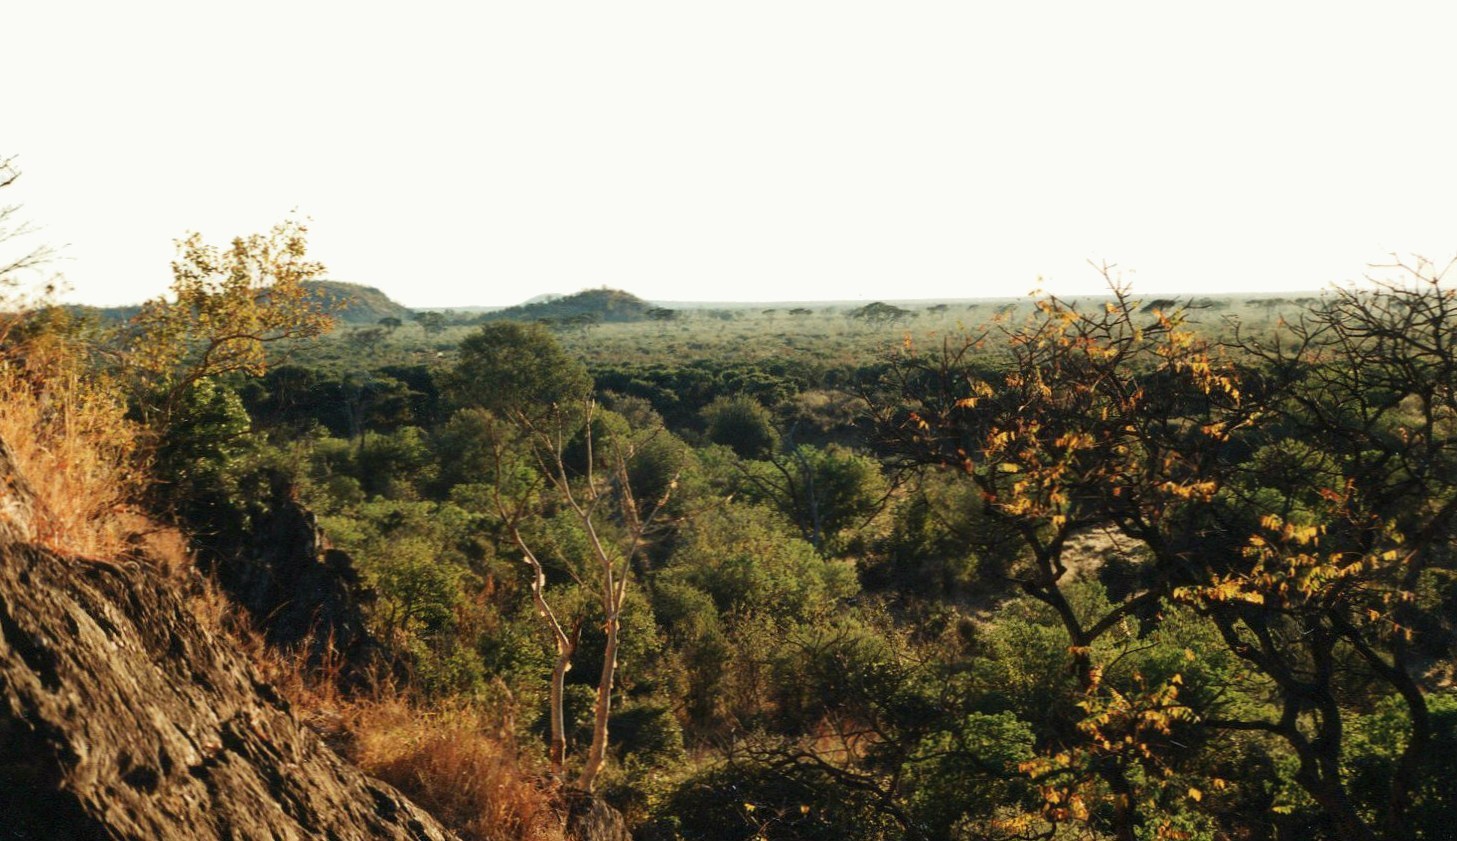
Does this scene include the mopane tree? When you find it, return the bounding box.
[877,285,1245,840]
[1208,263,1457,841]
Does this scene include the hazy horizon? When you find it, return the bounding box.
[51,280,1344,315]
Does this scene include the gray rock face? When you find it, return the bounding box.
[0,435,36,544]
[0,447,457,840]
[564,789,632,841]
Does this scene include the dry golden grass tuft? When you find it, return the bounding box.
[346,698,567,841]
[0,329,147,558]
[241,632,565,841]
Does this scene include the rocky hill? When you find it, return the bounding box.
[301,280,414,324]
[480,288,655,324]
[0,436,457,840]
[65,281,413,327]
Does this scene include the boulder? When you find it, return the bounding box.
[0,435,37,544]
[563,788,631,841]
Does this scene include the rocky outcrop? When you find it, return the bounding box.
[563,789,632,841]
[0,446,457,840]
[0,435,36,544]
[202,473,381,681]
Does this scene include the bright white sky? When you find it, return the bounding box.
[5,2,1456,308]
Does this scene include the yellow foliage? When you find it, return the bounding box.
[128,218,334,421]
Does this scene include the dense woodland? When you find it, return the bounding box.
[3,205,1455,840]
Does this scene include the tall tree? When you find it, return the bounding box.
[878,285,1241,840]
[1208,263,1457,841]
[452,323,679,791]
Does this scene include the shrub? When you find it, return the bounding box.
[702,395,778,459]
[349,699,567,841]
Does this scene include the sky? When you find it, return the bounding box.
[5,2,1457,308]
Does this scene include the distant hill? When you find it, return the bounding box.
[481,287,655,324]
[302,281,413,324]
[61,304,143,325]
[61,281,412,327]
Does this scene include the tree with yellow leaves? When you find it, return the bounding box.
[878,280,1244,840]
[878,270,1457,841]
[127,218,335,425]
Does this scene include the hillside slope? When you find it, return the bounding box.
[63,281,413,327]
[0,436,457,841]
[302,280,414,324]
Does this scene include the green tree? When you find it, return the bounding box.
[737,443,889,554]
[449,322,592,425]
[152,376,254,517]
[348,325,387,352]
[414,310,447,336]
[661,503,857,623]
[848,301,912,325]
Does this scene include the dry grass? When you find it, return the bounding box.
[242,634,566,841]
[347,698,567,841]
[0,330,147,558]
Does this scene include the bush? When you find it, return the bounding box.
[656,761,901,841]
[0,324,144,557]
[660,503,858,622]
[702,395,778,459]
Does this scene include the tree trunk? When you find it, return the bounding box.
[578,608,620,792]
[1296,765,1377,841]
[509,526,577,780]
[549,643,573,775]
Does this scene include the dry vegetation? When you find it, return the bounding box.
[349,699,566,841]
[0,325,146,558]
[247,641,567,841]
